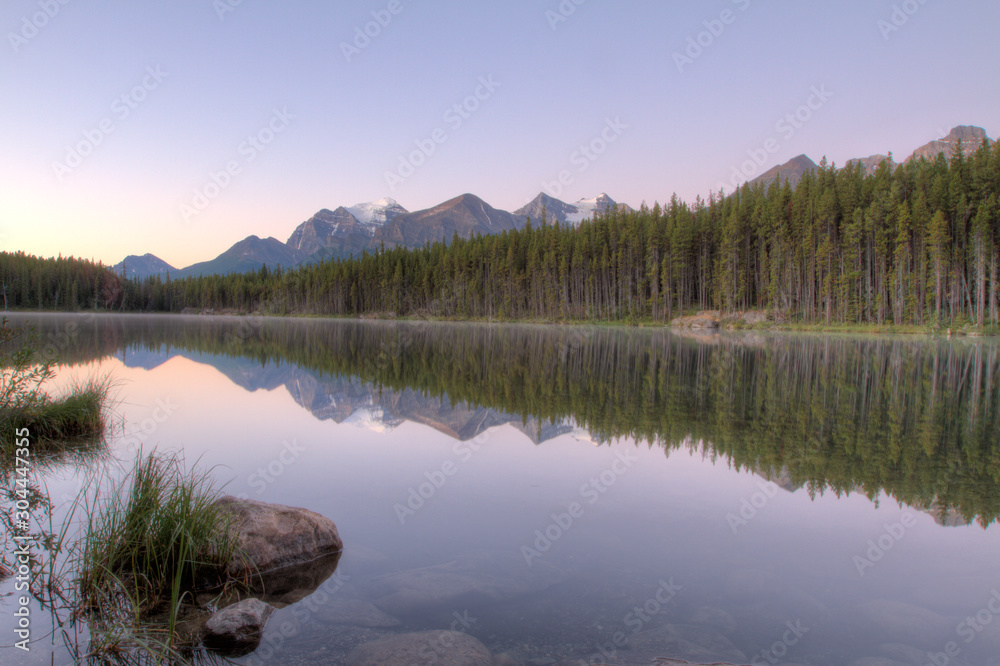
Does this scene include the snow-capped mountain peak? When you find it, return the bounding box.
[347,198,408,230]
[566,194,619,225]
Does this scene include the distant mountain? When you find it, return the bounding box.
[113,253,176,280]
[568,194,632,223]
[373,193,522,248]
[286,208,351,258]
[346,197,408,230]
[287,198,409,264]
[118,192,636,278]
[174,235,297,279]
[907,125,991,163]
[846,154,896,177]
[513,192,627,227]
[119,123,992,281]
[287,207,374,261]
[751,154,818,189]
[514,192,580,226]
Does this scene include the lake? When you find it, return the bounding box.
[2,313,1000,665]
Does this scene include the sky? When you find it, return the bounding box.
[1,0,998,269]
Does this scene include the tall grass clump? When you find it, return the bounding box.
[1,316,111,447]
[76,451,240,625]
[16,376,112,441]
[0,316,55,436]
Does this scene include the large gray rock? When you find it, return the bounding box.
[213,496,343,577]
[203,598,274,655]
[346,630,493,666]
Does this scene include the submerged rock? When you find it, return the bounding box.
[690,605,738,633]
[367,550,567,616]
[213,496,343,577]
[249,550,343,606]
[197,551,344,610]
[623,623,748,664]
[346,630,493,666]
[203,598,274,655]
[645,660,746,666]
[856,600,955,648]
[320,597,401,628]
[870,641,975,666]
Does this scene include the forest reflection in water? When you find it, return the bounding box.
[21,313,1000,529]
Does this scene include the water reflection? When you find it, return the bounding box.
[5,314,1000,664]
[17,313,1000,528]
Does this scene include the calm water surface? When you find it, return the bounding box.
[2,313,1000,665]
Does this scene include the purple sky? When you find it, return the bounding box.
[2,0,997,268]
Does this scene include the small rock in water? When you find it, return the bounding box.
[346,630,494,666]
[203,598,274,655]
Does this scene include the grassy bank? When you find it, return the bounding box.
[77,451,239,615]
[1,317,111,451]
[10,377,110,441]
[8,308,1000,337]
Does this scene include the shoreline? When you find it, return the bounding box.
[4,307,999,338]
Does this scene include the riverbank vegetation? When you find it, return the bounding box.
[3,141,999,328]
[1,317,237,659]
[1,317,108,447]
[76,450,241,659]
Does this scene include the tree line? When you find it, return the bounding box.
[4,139,999,326]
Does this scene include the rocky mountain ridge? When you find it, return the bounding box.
[116,125,991,279]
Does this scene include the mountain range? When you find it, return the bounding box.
[116,125,992,280]
[115,192,630,279]
[751,125,992,189]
